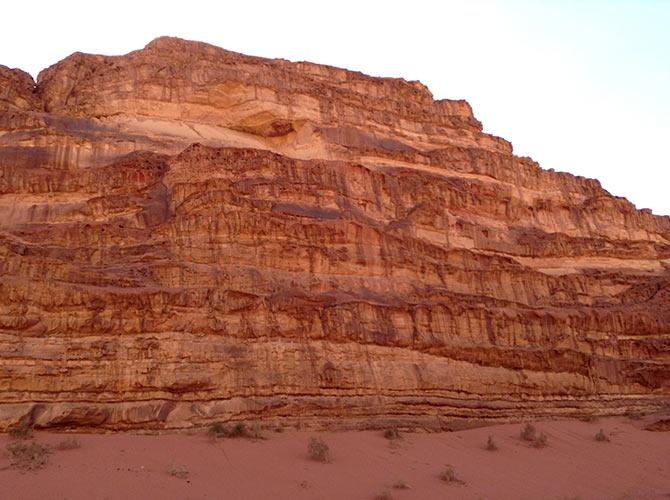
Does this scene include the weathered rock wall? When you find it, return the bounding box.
[0,38,668,429]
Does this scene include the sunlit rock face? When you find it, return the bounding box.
[0,37,668,430]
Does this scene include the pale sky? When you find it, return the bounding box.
[2,0,668,215]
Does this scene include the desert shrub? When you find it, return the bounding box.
[520,423,536,441]
[486,435,498,451]
[248,422,263,439]
[595,429,609,442]
[208,421,228,438]
[230,422,247,438]
[625,410,643,421]
[383,427,401,440]
[8,421,33,440]
[168,464,189,479]
[207,421,262,439]
[6,441,50,471]
[439,464,465,485]
[307,436,330,463]
[579,415,598,423]
[55,436,81,450]
[520,423,547,448]
[532,432,548,448]
[391,480,410,489]
[374,488,393,500]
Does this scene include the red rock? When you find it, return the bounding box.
[0,37,668,430]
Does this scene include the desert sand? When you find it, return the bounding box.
[1,416,668,500]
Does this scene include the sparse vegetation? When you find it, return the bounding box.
[439,464,465,485]
[55,436,81,450]
[579,415,598,423]
[532,432,548,448]
[374,488,393,500]
[520,423,537,442]
[6,441,50,471]
[595,429,610,442]
[625,410,643,420]
[383,427,401,440]
[168,463,189,479]
[521,423,547,448]
[8,421,33,440]
[486,435,498,451]
[208,421,227,438]
[207,421,263,439]
[307,436,330,463]
[391,480,410,490]
[230,422,247,438]
[248,422,263,439]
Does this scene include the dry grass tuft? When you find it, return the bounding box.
[625,410,643,421]
[208,421,263,440]
[391,480,410,490]
[307,436,330,463]
[532,432,548,448]
[383,427,401,440]
[595,429,610,442]
[8,421,33,440]
[520,423,536,441]
[6,441,50,471]
[374,488,393,500]
[55,436,81,451]
[486,435,498,451]
[439,464,465,485]
[168,463,189,479]
[521,423,547,448]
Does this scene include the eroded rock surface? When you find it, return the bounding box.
[0,37,668,430]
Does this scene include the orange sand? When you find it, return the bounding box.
[1,417,668,499]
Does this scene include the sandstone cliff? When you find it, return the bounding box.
[0,37,668,430]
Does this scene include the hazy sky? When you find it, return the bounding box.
[2,0,668,215]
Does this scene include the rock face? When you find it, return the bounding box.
[0,37,668,430]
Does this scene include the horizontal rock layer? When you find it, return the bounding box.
[0,37,668,430]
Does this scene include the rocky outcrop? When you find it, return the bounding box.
[0,37,668,430]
